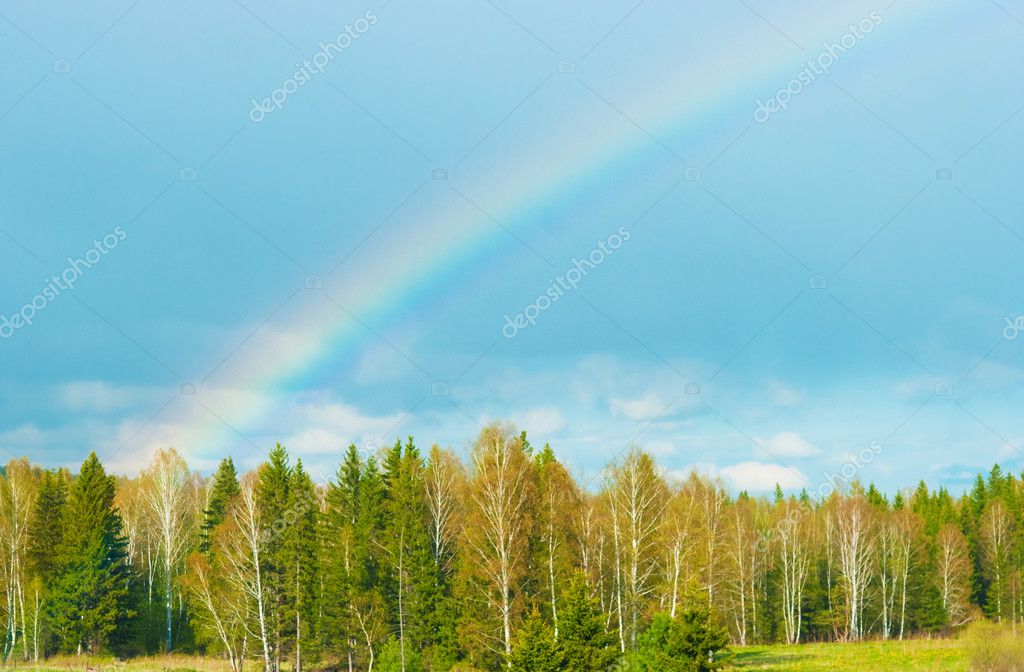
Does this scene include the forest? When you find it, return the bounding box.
[1,421,1019,671]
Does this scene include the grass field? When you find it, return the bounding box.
[3,639,973,672]
[729,638,968,671]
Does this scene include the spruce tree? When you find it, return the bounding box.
[200,457,240,554]
[629,608,730,672]
[285,459,319,672]
[50,453,130,654]
[27,469,69,656]
[556,576,620,672]
[28,470,68,584]
[322,446,356,664]
[257,444,291,671]
[509,614,562,672]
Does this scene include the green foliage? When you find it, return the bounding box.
[627,609,730,672]
[49,453,131,654]
[378,636,425,672]
[28,469,68,584]
[509,616,562,672]
[285,459,320,662]
[557,576,620,672]
[199,457,239,554]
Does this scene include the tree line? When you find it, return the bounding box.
[0,421,1020,670]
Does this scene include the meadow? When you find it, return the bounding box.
[1,639,974,672]
[729,638,968,671]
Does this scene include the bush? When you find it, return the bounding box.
[966,621,1024,672]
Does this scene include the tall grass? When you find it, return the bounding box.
[966,621,1024,672]
[16,654,233,672]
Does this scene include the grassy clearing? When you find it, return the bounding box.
[728,638,968,671]
[10,654,233,672]
[1,639,974,672]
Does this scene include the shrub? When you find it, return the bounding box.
[966,621,1024,672]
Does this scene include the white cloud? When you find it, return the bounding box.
[58,381,153,412]
[720,462,806,491]
[514,407,565,436]
[769,382,806,407]
[609,394,673,422]
[281,400,406,456]
[757,432,820,458]
[645,440,676,457]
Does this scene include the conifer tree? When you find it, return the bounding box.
[201,458,240,555]
[257,444,291,671]
[284,459,319,672]
[28,470,68,586]
[508,614,561,672]
[556,576,620,672]
[50,453,130,654]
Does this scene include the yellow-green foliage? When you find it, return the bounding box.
[729,638,967,671]
[965,621,1024,672]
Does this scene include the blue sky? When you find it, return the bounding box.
[1,0,1022,494]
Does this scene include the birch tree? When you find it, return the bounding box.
[833,494,875,641]
[464,423,534,659]
[141,448,195,652]
[220,474,272,672]
[981,499,1013,622]
[424,445,463,577]
[662,476,696,619]
[1,459,35,662]
[776,500,811,644]
[605,448,666,651]
[936,523,971,627]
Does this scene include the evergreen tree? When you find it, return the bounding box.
[509,614,562,672]
[28,470,68,584]
[200,458,240,554]
[284,459,319,672]
[50,453,130,654]
[257,444,292,672]
[629,609,730,672]
[556,576,620,672]
[27,469,69,656]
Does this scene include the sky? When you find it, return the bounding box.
[1,0,1023,495]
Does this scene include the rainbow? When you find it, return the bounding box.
[180,1,960,460]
